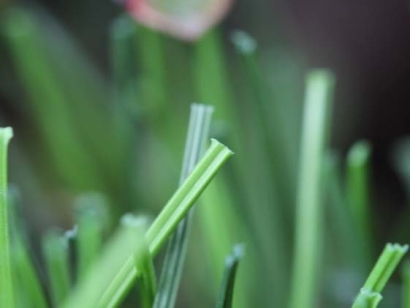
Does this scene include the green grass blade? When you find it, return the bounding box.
[12,240,48,308]
[231,30,293,210]
[42,229,71,306]
[155,103,213,308]
[63,139,233,308]
[324,152,359,266]
[0,127,14,308]
[231,30,290,307]
[194,30,233,124]
[123,215,157,308]
[137,26,167,118]
[347,140,373,269]
[62,214,149,308]
[4,8,101,190]
[289,70,335,308]
[74,195,108,281]
[9,190,47,308]
[216,244,245,308]
[111,15,138,112]
[146,139,233,254]
[352,243,408,308]
[402,260,410,308]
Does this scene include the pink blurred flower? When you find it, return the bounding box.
[125,0,234,41]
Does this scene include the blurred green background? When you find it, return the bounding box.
[2,0,410,307]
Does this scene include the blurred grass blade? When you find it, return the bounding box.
[324,151,361,267]
[9,189,47,308]
[347,140,373,269]
[231,30,289,307]
[392,138,410,203]
[137,26,167,119]
[198,178,250,307]
[63,214,150,308]
[289,70,335,308]
[155,104,214,308]
[74,194,108,281]
[194,30,233,126]
[231,30,293,211]
[352,243,408,308]
[42,229,71,306]
[0,127,14,308]
[216,244,245,308]
[4,8,102,190]
[13,240,48,308]
[111,15,138,113]
[63,139,233,308]
[123,215,157,308]
[402,260,410,308]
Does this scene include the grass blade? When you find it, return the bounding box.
[231,30,290,307]
[347,140,373,269]
[74,194,108,281]
[352,243,408,307]
[0,127,14,308]
[42,229,71,306]
[63,139,233,308]
[155,104,214,308]
[4,8,101,190]
[289,70,335,308]
[216,244,245,308]
[12,239,48,308]
[231,30,293,210]
[402,260,410,308]
[9,189,47,308]
[123,215,157,308]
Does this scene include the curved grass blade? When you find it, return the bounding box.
[352,243,408,308]
[0,127,14,308]
[216,244,245,308]
[63,139,233,308]
[154,103,213,308]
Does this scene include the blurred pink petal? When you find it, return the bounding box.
[126,0,234,41]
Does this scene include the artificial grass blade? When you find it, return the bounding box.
[352,243,408,307]
[155,103,214,308]
[63,139,233,308]
[216,244,245,308]
[289,70,335,308]
[0,127,14,308]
